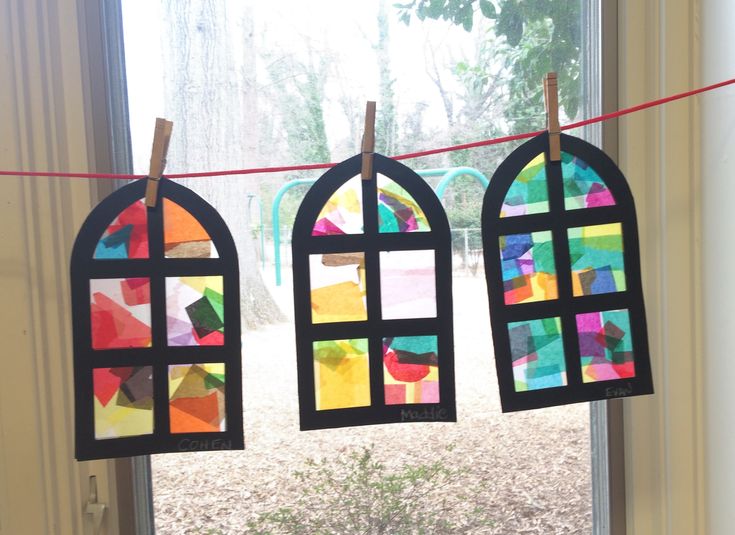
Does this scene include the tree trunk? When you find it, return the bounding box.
[160,0,285,329]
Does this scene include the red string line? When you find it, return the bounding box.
[2,77,733,180]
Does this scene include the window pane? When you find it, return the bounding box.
[568,223,626,296]
[562,152,616,210]
[310,252,367,323]
[500,154,550,217]
[163,198,219,258]
[166,276,225,346]
[94,199,148,259]
[377,174,431,233]
[509,317,567,391]
[577,309,635,383]
[94,366,153,438]
[380,249,436,319]
[383,335,439,404]
[500,231,558,304]
[169,363,226,433]
[313,339,370,410]
[312,176,364,235]
[121,0,595,532]
[91,277,152,349]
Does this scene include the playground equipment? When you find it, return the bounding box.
[270,167,489,285]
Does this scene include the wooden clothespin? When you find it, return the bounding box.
[144,117,174,207]
[543,72,561,162]
[361,101,376,180]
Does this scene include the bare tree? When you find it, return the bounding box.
[160,0,285,328]
[374,0,398,154]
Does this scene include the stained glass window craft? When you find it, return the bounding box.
[293,153,456,430]
[71,178,243,460]
[482,132,653,411]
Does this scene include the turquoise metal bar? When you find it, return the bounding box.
[272,178,316,286]
[431,167,490,201]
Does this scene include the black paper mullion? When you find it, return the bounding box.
[546,145,583,387]
[362,159,385,410]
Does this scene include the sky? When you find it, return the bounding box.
[121,0,480,173]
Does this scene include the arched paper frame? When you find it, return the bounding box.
[482,133,653,411]
[292,153,456,430]
[71,178,243,460]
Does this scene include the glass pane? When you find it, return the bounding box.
[562,152,616,210]
[577,309,635,383]
[310,252,367,324]
[508,317,567,391]
[312,176,364,235]
[166,276,225,346]
[94,199,149,259]
[169,363,226,433]
[568,223,626,296]
[500,154,549,217]
[377,174,430,233]
[379,250,436,319]
[313,339,370,410]
[163,198,218,258]
[500,230,558,304]
[383,335,439,404]
[94,366,153,439]
[90,278,152,349]
[122,0,594,532]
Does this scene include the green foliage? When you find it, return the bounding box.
[395,0,483,31]
[264,49,332,165]
[247,445,493,534]
[395,0,581,129]
[448,29,510,170]
[443,175,485,273]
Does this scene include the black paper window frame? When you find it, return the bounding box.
[482,133,653,412]
[71,178,243,460]
[293,154,456,430]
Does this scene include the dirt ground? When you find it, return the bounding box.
[152,273,592,534]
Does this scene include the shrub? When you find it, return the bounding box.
[246,445,493,534]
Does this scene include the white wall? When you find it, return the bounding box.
[702,1,735,533]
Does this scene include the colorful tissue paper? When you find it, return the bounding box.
[377,174,430,233]
[94,199,149,259]
[169,363,226,433]
[94,366,153,439]
[383,335,439,404]
[577,309,635,382]
[166,276,225,346]
[313,339,370,410]
[163,198,219,258]
[90,278,152,349]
